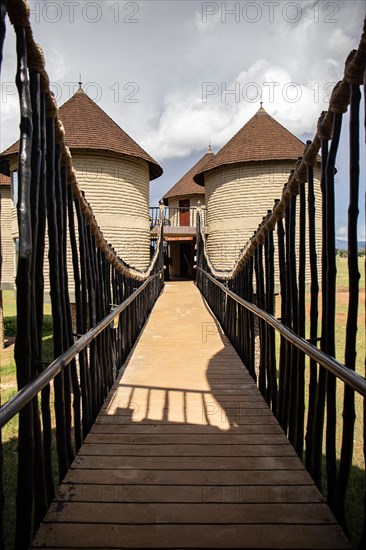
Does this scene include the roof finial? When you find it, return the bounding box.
[208,140,212,153]
[259,89,263,109]
[78,74,82,90]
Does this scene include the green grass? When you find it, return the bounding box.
[1,290,53,336]
[334,256,365,374]
[336,255,365,289]
[1,290,16,317]
[330,257,365,545]
[274,256,365,546]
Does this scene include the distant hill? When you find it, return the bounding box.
[336,239,366,251]
[336,239,348,250]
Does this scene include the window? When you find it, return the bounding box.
[14,237,19,274]
[179,199,190,226]
[11,171,18,206]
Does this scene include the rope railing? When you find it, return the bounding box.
[0,0,165,547]
[196,17,366,548]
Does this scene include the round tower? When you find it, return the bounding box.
[0,86,162,272]
[194,106,322,276]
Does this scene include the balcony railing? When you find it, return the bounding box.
[149,206,206,230]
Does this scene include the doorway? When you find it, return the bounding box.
[180,242,193,278]
[167,239,196,279]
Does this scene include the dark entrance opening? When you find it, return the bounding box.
[179,242,193,279]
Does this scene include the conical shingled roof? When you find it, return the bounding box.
[163,147,214,203]
[194,106,307,185]
[1,87,162,181]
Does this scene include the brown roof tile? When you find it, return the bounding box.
[0,173,11,186]
[163,148,214,202]
[194,106,310,184]
[1,88,163,181]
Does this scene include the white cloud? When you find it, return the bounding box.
[358,227,366,242]
[47,49,67,82]
[1,1,365,236]
[336,225,366,242]
[141,52,346,160]
[336,226,348,239]
[193,5,222,33]
[0,0,364,240]
[1,0,364,160]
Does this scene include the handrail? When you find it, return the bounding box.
[0,3,167,546]
[0,269,164,429]
[149,206,206,210]
[195,266,366,397]
[150,205,206,229]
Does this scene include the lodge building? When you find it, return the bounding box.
[0,86,163,294]
[159,147,213,278]
[161,105,322,280]
[1,94,321,289]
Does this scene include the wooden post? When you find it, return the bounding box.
[13,27,35,549]
[305,157,319,475]
[0,193,4,351]
[335,84,360,528]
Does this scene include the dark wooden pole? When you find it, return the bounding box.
[325,112,343,508]
[59,164,81,453]
[288,192,299,448]
[312,137,329,489]
[335,84,360,529]
[45,116,69,482]
[13,26,34,550]
[39,91,54,506]
[29,69,47,533]
[264,215,277,414]
[283,203,292,435]
[305,159,319,474]
[295,179,306,457]
[254,244,266,399]
[277,212,288,431]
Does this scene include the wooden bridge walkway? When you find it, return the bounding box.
[31,282,349,549]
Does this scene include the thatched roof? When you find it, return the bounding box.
[1,87,163,181]
[194,106,308,185]
[163,147,214,203]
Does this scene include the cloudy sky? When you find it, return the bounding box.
[1,0,365,241]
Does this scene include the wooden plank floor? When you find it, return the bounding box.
[31,281,350,549]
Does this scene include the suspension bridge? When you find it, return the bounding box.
[0,1,365,549]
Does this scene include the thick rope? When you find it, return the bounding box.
[197,207,233,280]
[6,0,163,281]
[200,16,366,281]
